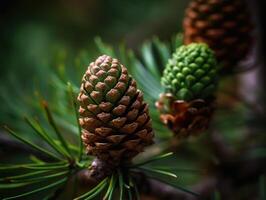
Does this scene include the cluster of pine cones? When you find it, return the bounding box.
[77,0,253,163]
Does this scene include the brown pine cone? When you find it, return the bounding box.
[77,55,154,164]
[183,0,253,70]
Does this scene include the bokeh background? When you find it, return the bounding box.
[0,0,189,80]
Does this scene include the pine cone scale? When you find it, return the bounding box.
[80,82,138,131]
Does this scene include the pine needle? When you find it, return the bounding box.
[140,167,178,179]
[42,101,72,159]
[67,82,83,161]
[25,117,68,158]
[74,177,108,200]
[118,170,124,200]
[3,177,68,200]
[3,125,62,161]
[132,152,173,167]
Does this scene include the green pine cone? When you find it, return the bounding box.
[161,43,218,101]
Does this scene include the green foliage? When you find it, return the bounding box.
[72,151,199,200]
[2,33,259,199]
[161,43,218,101]
[1,112,198,199]
[0,82,89,199]
[0,34,202,199]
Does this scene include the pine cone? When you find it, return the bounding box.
[78,55,154,164]
[158,43,217,137]
[183,0,253,70]
[161,43,218,101]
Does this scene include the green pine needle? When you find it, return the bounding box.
[3,126,62,161]
[141,41,161,80]
[140,167,178,179]
[129,176,140,200]
[0,169,52,181]
[146,175,200,197]
[3,177,68,200]
[29,155,45,164]
[118,42,130,67]
[67,82,83,161]
[171,33,183,49]
[152,36,171,65]
[74,177,108,200]
[103,174,117,200]
[84,182,108,200]
[10,170,69,183]
[126,186,133,200]
[21,163,69,170]
[0,181,38,189]
[148,166,201,173]
[130,56,162,99]
[25,117,68,159]
[125,175,133,200]
[118,170,124,200]
[0,162,69,171]
[42,101,72,159]
[95,37,115,57]
[132,152,173,167]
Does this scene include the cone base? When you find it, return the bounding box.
[156,93,215,138]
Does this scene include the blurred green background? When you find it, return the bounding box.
[0,0,188,80]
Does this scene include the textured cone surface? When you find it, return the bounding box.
[156,93,215,137]
[161,43,218,101]
[78,55,154,163]
[183,0,253,69]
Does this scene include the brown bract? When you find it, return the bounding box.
[77,55,154,165]
[156,93,215,138]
